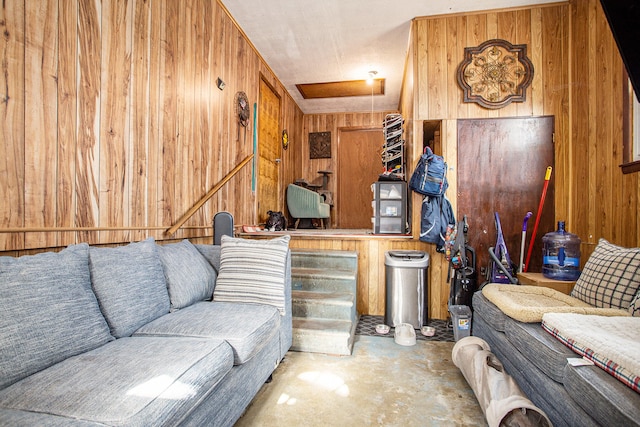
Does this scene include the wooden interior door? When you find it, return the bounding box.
[257,79,281,224]
[457,116,555,278]
[337,128,384,228]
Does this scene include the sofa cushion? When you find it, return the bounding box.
[503,318,576,383]
[0,243,113,390]
[472,291,509,332]
[89,238,170,338]
[571,239,640,310]
[472,314,600,427]
[158,240,217,311]
[134,301,280,365]
[0,336,233,425]
[0,409,102,426]
[213,235,290,314]
[564,363,640,427]
[194,244,221,274]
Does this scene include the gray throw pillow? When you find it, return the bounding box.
[213,235,290,314]
[158,240,217,311]
[0,243,113,389]
[194,244,222,274]
[89,238,170,338]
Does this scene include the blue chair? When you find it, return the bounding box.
[286,184,330,229]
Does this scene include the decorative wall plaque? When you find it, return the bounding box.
[309,131,331,159]
[456,39,534,109]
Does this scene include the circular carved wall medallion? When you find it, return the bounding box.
[456,39,534,109]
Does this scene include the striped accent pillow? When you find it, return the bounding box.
[213,235,290,314]
[571,239,640,310]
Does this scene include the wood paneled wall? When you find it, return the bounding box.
[2,0,637,319]
[300,111,395,227]
[0,0,303,252]
[569,0,639,251]
[402,3,571,318]
[400,1,640,318]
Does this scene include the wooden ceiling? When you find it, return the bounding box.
[296,79,385,99]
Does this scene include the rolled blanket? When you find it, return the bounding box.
[482,284,630,323]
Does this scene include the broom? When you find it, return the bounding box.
[523,166,552,272]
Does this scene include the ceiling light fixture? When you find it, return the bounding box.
[367,70,377,85]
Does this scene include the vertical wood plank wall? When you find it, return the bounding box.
[569,0,639,252]
[405,3,572,318]
[2,1,638,318]
[0,0,303,251]
[300,111,394,227]
[402,1,639,318]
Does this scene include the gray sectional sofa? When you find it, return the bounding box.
[472,239,640,427]
[0,235,292,426]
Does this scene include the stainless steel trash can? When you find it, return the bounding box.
[384,250,429,329]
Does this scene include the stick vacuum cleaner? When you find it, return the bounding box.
[487,212,518,285]
[448,215,477,307]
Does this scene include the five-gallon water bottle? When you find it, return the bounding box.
[542,221,581,281]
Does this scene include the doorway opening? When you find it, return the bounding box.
[336,127,385,229]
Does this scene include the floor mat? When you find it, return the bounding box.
[356,315,454,342]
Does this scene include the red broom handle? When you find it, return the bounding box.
[523,166,552,272]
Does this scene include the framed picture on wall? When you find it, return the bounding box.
[309,131,331,159]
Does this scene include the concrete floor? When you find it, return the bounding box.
[235,335,488,426]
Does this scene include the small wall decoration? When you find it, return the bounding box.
[456,39,534,109]
[282,129,289,150]
[309,131,331,159]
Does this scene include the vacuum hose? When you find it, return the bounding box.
[487,246,518,284]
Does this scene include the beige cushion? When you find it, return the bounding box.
[482,284,628,323]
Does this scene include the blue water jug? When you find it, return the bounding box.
[542,221,581,281]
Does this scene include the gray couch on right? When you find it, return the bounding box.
[472,239,640,427]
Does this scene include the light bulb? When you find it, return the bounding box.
[367,71,377,85]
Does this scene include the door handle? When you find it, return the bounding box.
[275,158,281,164]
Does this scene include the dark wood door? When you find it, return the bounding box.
[337,128,384,228]
[457,116,555,279]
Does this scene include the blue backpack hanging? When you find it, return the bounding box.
[420,194,456,251]
[409,146,448,196]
